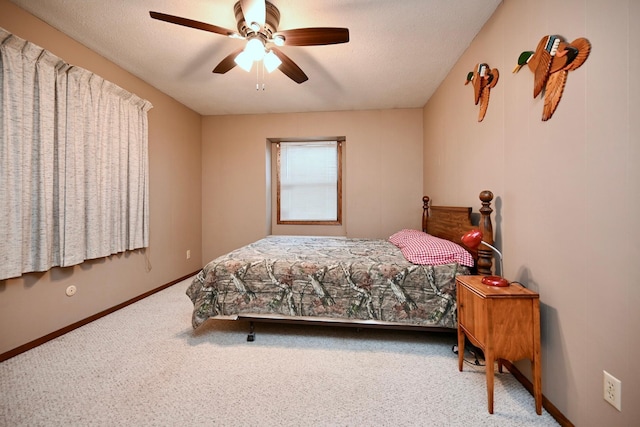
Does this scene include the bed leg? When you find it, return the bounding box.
[247,321,255,342]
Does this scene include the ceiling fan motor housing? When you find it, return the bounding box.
[234,1,280,37]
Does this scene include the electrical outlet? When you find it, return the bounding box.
[186,249,191,260]
[603,370,622,411]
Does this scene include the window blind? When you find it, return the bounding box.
[279,141,338,222]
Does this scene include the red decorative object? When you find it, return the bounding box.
[461,229,509,287]
[460,228,483,248]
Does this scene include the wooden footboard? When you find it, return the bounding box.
[422,190,495,275]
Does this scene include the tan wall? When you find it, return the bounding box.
[201,110,423,262]
[423,0,640,425]
[0,0,203,355]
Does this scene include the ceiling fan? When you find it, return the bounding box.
[149,0,350,84]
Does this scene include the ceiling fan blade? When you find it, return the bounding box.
[271,48,308,84]
[240,0,266,27]
[274,28,350,46]
[212,48,245,74]
[149,11,239,37]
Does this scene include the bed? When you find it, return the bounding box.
[187,191,496,339]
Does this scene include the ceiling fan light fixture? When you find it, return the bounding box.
[264,50,282,73]
[245,37,266,61]
[234,50,254,72]
[273,35,285,46]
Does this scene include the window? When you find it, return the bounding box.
[277,140,342,225]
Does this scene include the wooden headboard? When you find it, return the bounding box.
[421,190,495,275]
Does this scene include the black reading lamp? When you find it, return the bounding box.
[461,228,509,287]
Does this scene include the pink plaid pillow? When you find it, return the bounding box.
[398,233,474,267]
[388,229,428,248]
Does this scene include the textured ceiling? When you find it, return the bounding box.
[9,0,502,116]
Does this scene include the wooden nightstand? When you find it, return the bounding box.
[456,275,542,415]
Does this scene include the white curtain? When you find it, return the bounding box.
[0,28,152,280]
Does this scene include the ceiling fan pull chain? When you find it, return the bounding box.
[256,63,259,90]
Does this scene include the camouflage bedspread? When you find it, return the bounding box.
[186,236,470,330]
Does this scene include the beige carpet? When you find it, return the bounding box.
[0,277,559,426]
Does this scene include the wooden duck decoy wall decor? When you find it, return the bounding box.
[465,63,499,122]
[513,35,591,121]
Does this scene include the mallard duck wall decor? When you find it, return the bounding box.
[513,35,591,121]
[465,63,499,122]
